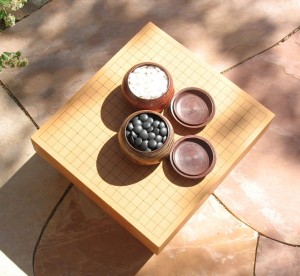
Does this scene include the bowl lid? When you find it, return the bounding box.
[171,88,215,128]
[170,135,216,178]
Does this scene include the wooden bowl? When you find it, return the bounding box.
[170,135,216,179]
[118,110,174,165]
[121,62,174,112]
[170,87,215,128]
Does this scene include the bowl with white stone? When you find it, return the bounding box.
[121,62,174,112]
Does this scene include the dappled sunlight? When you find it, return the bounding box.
[1,0,299,126]
[1,0,300,275]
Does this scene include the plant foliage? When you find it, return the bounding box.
[0,0,28,71]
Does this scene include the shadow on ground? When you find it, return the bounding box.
[33,186,153,275]
[1,0,300,274]
[0,0,289,125]
[0,154,69,275]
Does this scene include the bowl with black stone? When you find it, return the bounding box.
[118,110,174,165]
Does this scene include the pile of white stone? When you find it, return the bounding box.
[128,65,169,99]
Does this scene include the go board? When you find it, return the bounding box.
[31,22,274,253]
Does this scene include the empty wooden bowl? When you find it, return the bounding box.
[121,62,174,112]
[118,110,174,165]
[170,87,215,128]
[170,135,216,179]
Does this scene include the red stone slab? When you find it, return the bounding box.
[255,236,300,275]
[216,32,300,245]
[34,188,257,275]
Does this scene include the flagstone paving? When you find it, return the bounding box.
[216,32,300,245]
[0,88,69,275]
[255,236,300,276]
[1,0,300,125]
[0,85,35,187]
[34,190,257,276]
[0,0,300,275]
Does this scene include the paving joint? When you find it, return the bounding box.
[1,6,299,271]
[15,0,53,25]
[0,80,39,129]
[253,233,260,276]
[221,24,300,74]
[32,183,73,275]
[259,233,300,248]
[212,193,300,247]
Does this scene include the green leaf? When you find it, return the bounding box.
[1,53,9,61]
[4,14,15,27]
[0,0,10,5]
[18,60,28,67]
[0,9,7,19]
[0,51,29,72]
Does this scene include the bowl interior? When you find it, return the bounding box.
[171,88,215,128]
[127,62,170,100]
[124,111,170,153]
[170,135,216,178]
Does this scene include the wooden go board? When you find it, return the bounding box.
[31,22,275,253]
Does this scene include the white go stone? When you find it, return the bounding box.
[128,65,169,99]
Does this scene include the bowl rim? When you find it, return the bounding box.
[123,110,172,154]
[170,135,216,179]
[122,61,173,103]
[170,87,215,128]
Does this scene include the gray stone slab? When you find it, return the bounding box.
[0,86,35,187]
[1,0,300,125]
[0,87,69,275]
[15,0,51,20]
[215,32,300,245]
[0,154,70,275]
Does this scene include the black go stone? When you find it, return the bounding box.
[159,122,165,128]
[139,130,148,140]
[147,126,154,132]
[157,142,163,149]
[127,122,134,131]
[139,113,148,122]
[131,131,137,138]
[153,120,160,128]
[155,135,163,142]
[147,117,154,124]
[128,136,135,145]
[142,121,151,129]
[134,137,143,147]
[134,125,143,134]
[140,140,148,151]
[132,117,142,126]
[148,140,157,149]
[159,127,168,137]
[148,132,156,140]
[153,127,160,135]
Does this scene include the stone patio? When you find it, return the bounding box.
[0,0,299,275]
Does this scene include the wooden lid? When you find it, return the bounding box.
[171,87,215,128]
[170,135,216,179]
